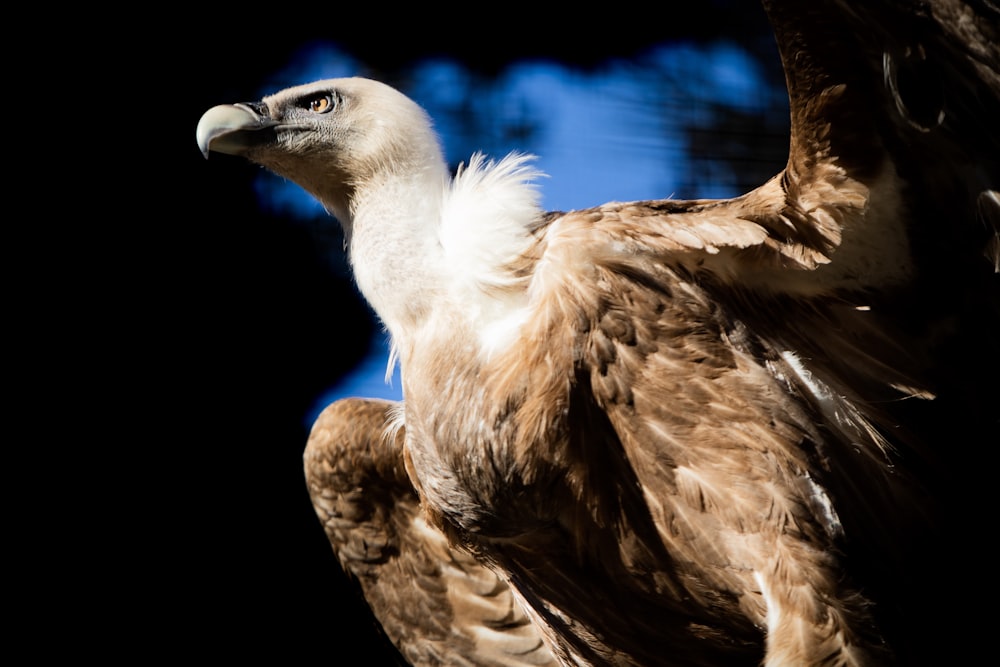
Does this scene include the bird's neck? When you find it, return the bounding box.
[344,154,545,362]
[345,166,451,340]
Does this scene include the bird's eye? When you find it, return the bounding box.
[308,94,336,114]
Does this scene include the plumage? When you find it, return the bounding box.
[305,398,557,666]
[198,1,998,665]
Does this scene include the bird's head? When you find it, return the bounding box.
[197,77,447,225]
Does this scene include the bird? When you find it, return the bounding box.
[197,0,998,665]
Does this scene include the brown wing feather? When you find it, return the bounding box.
[305,398,557,667]
[579,258,901,666]
[478,203,896,665]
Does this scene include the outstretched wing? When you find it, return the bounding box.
[542,1,998,663]
[463,2,998,665]
[304,398,557,667]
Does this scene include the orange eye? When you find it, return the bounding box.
[309,95,334,113]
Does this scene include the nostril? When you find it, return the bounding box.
[244,100,270,118]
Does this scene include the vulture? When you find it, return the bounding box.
[197,0,998,665]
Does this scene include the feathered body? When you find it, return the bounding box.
[198,0,999,664]
[384,157,918,667]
